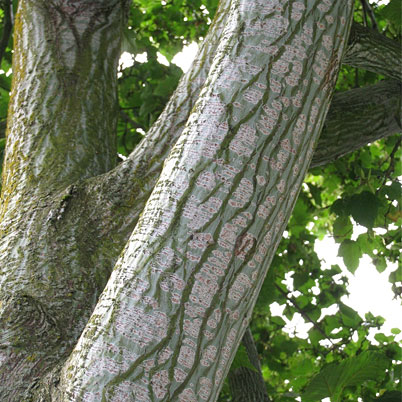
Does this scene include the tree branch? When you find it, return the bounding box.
[58,2,354,398]
[311,79,401,168]
[274,284,341,352]
[81,79,401,262]
[344,23,401,81]
[79,25,401,255]
[361,0,378,31]
[229,328,271,402]
[2,1,230,397]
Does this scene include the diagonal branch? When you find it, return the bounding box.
[58,2,355,398]
[80,79,401,264]
[360,0,378,31]
[344,23,401,81]
[311,79,401,168]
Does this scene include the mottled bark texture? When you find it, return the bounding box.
[79,23,401,262]
[59,1,354,400]
[0,0,128,400]
[0,0,400,400]
[229,328,271,402]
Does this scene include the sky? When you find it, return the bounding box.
[120,0,401,345]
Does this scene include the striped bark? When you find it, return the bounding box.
[0,1,128,400]
[0,0,399,400]
[59,1,354,400]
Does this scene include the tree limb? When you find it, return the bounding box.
[58,2,355,398]
[311,79,401,168]
[344,23,401,81]
[229,328,271,402]
[60,73,400,397]
[82,79,401,259]
[360,0,378,31]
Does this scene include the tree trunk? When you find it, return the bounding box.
[0,0,399,400]
[0,1,128,400]
[58,1,354,400]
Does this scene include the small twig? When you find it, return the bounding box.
[378,137,401,169]
[361,0,368,27]
[122,122,130,154]
[274,283,339,349]
[376,137,402,194]
[354,68,359,88]
[365,0,379,31]
[361,0,379,30]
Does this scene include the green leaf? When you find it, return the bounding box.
[289,198,310,236]
[333,216,353,243]
[0,74,11,92]
[270,316,287,327]
[154,75,180,97]
[374,256,387,273]
[389,265,402,283]
[323,315,341,336]
[308,327,325,348]
[121,28,139,54]
[376,391,402,401]
[230,345,258,372]
[307,183,322,206]
[384,181,402,201]
[255,267,278,309]
[339,302,362,328]
[374,333,392,344]
[347,191,380,229]
[331,198,348,216]
[381,0,402,28]
[291,358,314,376]
[293,271,310,288]
[338,240,361,273]
[302,351,390,402]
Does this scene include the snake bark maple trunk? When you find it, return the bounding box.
[59,1,354,400]
[0,0,399,399]
[0,1,128,400]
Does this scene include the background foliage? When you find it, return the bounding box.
[0,0,400,400]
